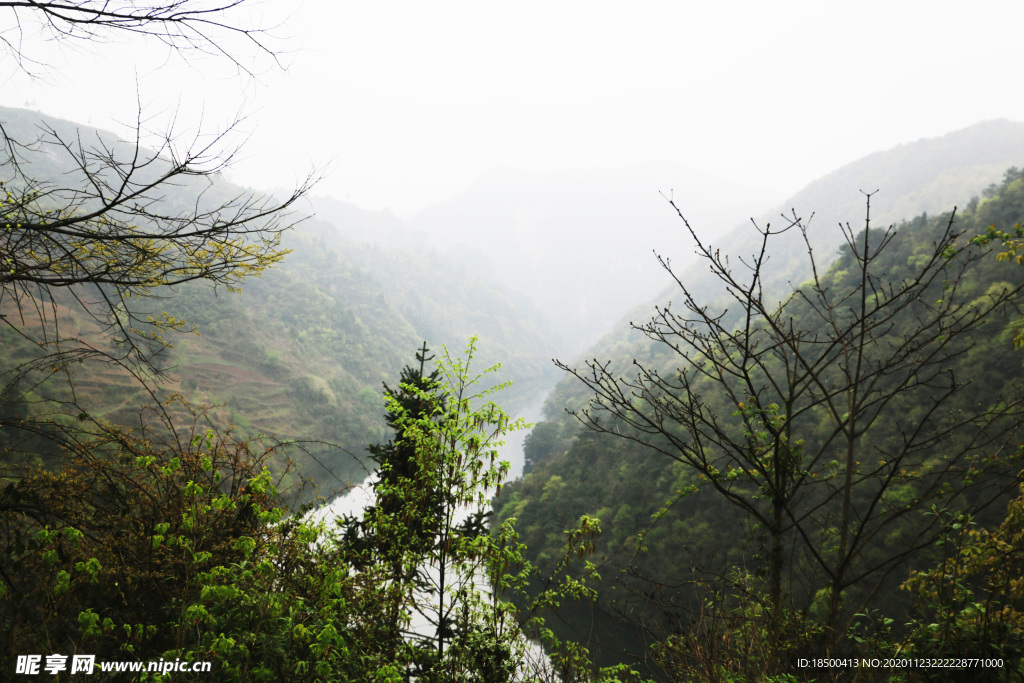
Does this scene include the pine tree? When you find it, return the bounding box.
[366,341,447,558]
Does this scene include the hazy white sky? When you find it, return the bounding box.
[3,0,1023,217]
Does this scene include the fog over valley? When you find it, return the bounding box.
[4,2,1024,680]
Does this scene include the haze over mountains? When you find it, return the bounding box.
[7,102,1024,679]
[404,162,778,354]
[314,119,1024,364]
[494,126,1024,675]
[545,118,1024,413]
[8,2,1024,676]
[5,105,1024,494]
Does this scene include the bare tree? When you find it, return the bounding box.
[557,195,1024,653]
[0,1,285,77]
[0,1,314,456]
[1,113,312,373]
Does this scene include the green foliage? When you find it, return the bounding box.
[336,337,530,680]
[498,167,1024,678]
[2,341,648,681]
[898,494,1024,669]
[649,578,826,683]
[335,338,653,681]
[0,404,296,673]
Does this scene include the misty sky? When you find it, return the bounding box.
[3,0,1023,218]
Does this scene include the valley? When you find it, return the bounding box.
[5,104,1024,681]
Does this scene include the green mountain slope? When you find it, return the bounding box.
[495,164,1024,672]
[157,216,559,485]
[0,106,557,492]
[540,119,1024,433]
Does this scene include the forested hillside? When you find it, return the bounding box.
[153,212,558,487]
[495,167,1024,678]
[0,101,583,680]
[6,106,1024,679]
[541,119,1024,434]
[0,106,558,492]
[8,1,1024,680]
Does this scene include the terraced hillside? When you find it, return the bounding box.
[0,106,558,494]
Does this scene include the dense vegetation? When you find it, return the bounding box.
[496,168,1024,680]
[0,105,557,492]
[6,108,1024,678]
[1,340,645,681]
[0,6,575,678]
[4,5,1024,680]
